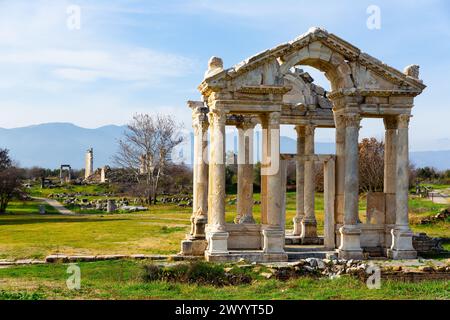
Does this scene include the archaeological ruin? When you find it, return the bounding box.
[59,164,72,183]
[181,28,426,262]
[85,148,94,180]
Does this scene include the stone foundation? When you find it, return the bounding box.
[205,251,288,263]
[180,238,208,256]
[413,233,447,255]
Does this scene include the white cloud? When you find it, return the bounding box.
[0,1,196,86]
[0,47,196,83]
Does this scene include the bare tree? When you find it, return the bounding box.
[0,149,22,213]
[359,137,384,193]
[0,149,12,171]
[113,114,184,204]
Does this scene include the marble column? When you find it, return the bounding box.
[301,124,318,243]
[261,112,285,255]
[383,116,397,249]
[388,114,417,259]
[181,102,209,256]
[192,116,209,238]
[236,119,256,224]
[323,157,336,250]
[338,113,363,260]
[206,108,228,255]
[334,115,346,226]
[293,125,305,235]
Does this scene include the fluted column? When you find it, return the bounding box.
[293,125,305,235]
[301,124,318,243]
[206,108,228,255]
[338,113,363,260]
[236,119,256,224]
[388,114,417,259]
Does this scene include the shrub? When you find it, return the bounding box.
[0,290,44,300]
[143,262,252,286]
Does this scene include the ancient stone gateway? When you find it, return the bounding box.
[59,164,72,183]
[180,28,426,262]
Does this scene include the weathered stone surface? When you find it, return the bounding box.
[186,27,425,262]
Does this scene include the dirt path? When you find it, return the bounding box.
[428,192,450,205]
[34,197,76,215]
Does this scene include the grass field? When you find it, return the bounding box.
[0,191,448,260]
[0,187,449,300]
[0,260,448,300]
[5,200,59,215]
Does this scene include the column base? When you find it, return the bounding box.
[180,238,208,256]
[292,216,302,236]
[300,218,318,244]
[387,227,417,260]
[239,215,256,224]
[337,225,364,260]
[192,215,207,239]
[206,231,229,255]
[263,229,285,254]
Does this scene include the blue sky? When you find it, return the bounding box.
[0,0,449,151]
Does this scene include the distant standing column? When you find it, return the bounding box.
[85,148,94,179]
[301,124,318,244]
[293,125,305,236]
[388,114,417,259]
[236,119,256,224]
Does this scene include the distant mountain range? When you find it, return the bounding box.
[0,123,448,170]
[0,123,126,169]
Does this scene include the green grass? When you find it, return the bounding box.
[0,260,448,300]
[5,200,59,215]
[0,191,448,260]
[422,184,450,191]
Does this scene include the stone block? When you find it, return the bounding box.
[385,193,396,224]
[207,231,229,255]
[366,192,385,224]
[308,41,322,59]
[181,239,208,256]
[263,229,285,254]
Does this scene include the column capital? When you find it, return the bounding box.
[397,114,411,129]
[343,113,361,128]
[208,108,228,126]
[236,117,257,131]
[268,111,281,125]
[304,123,316,137]
[383,116,398,130]
[294,125,306,137]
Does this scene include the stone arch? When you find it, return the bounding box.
[279,40,355,92]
